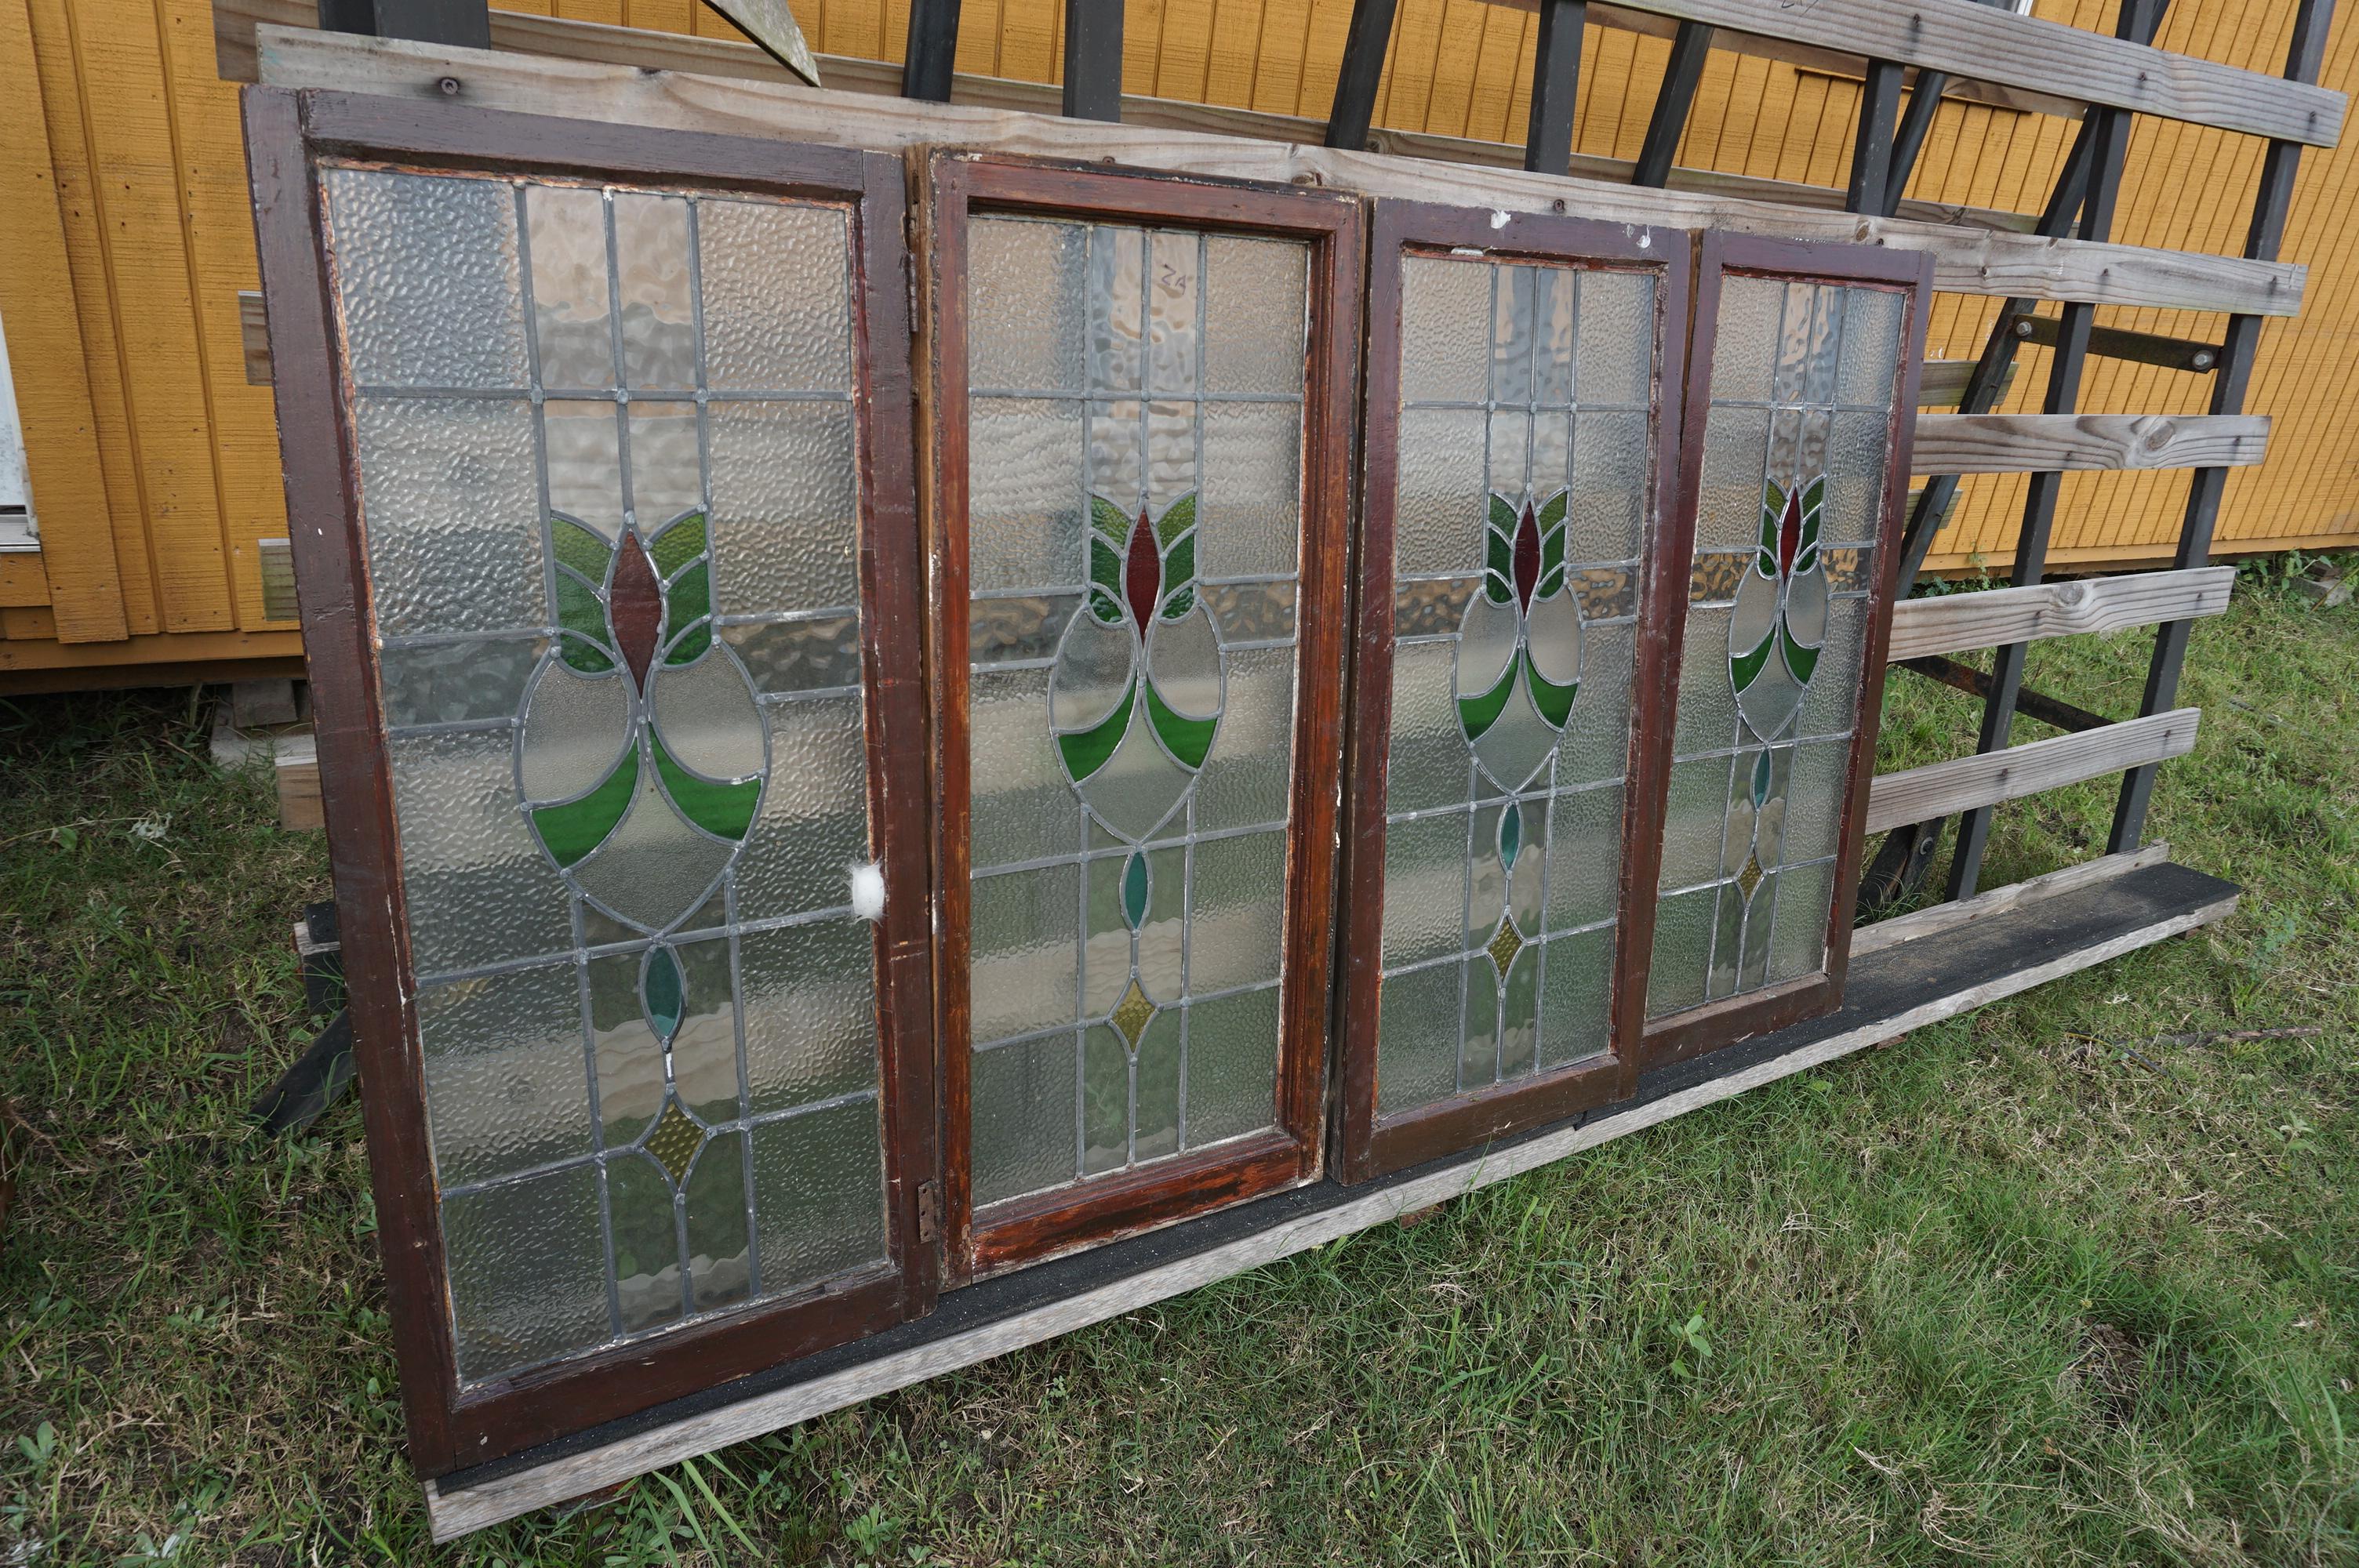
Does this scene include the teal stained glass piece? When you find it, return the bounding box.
[1751,747,1772,806]
[1499,800,1521,869]
[531,744,639,866]
[1121,850,1149,930]
[652,732,760,840]
[642,944,685,1044]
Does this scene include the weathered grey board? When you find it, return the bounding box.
[249,27,2310,318]
[1910,414,2270,474]
[1863,708,2201,834]
[420,858,2237,1539]
[1885,568,2234,662]
[1480,0,2345,144]
[1849,841,2168,958]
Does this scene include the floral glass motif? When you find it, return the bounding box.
[964,216,1310,1207]
[1648,274,1904,1018]
[1376,255,1656,1120]
[323,165,892,1383]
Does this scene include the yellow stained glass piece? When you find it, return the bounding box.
[1111,978,1155,1048]
[1738,853,1765,902]
[646,1098,704,1183]
[1485,916,1524,978]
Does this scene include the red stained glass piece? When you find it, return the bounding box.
[1125,508,1161,633]
[1778,490,1803,575]
[609,531,663,690]
[1512,500,1542,610]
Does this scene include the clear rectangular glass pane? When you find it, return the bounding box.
[965,215,1310,1201]
[322,167,886,1382]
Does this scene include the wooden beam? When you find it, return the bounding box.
[1864,708,2199,835]
[1522,0,1586,176]
[1059,0,1120,122]
[1916,358,2016,407]
[900,0,961,100]
[1324,0,1400,150]
[1478,0,2345,146]
[246,27,2311,318]
[1885,567,2234,662]
[1908,413,2269,474]
[1633,20,1711,187]
[700,0,820,86]
[1849,840,2169,958]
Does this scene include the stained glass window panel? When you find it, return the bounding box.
[1374,253,1661,1121]
[965,216,1309,1207]
[1647,275,1903,1019]
[321,165,892,1384]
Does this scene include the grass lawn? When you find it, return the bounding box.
[2,561,2354,1566]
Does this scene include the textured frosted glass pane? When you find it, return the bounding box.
[1089,225,1145,394]
[1782,739,1852,866]
[1696,405,1771,551]
[1386,641,1468,815]
[327,169,526,390]
[607,1151,682,1332]
[700,198,852,391]
[570,769,734,931]
[1659,754,1736,891]
[708,401,859,613]
[1460,959,1499,1087]
[1491,264,1540,408]
[1488,408,1532,500]
[1198,401,1302,578]
[1713,276,1783,404]
[1837,287,1904,407]
[1375,960,1460,1117]
[445,1164,607,1381]
[628,402,703,528]
[970,398,1086,593]
[972,1033,1077,1205]
[972,863,1081,1043]
[379,636,542,728]
[1539,925,1613,1066]
[1671,605,1738,755]
[1146,401,1198,514]
[543,398,625,536]
[525,183,614,391]
[685,1131,752,1312]
[1797,599,1867,739]
[1185,984,1280,1147]
[587,953,663,1145]
[1568,412,1648,561]
[1772,283,1822,405]
[1400,255,1491,405]
[1082,1025,1129,1175]
[1134,1009,1183,1162]
[1204,235,1308,394]
[1396,408,1489,575]
[737,693,866,921]
[1558,622,1631,785]
[1195,644,1296,833]
[970,217,1087,392]
[417,962,589,1185]
[1769,860,1835,980]
[1824,410,1891,542]
[1201,580,1296,644]
[751,1097,886,1291]
[1646,885,1717,1018]
[613,192,696,391]
[1543,780,1623,935]
[1189,830,1286,993]
[969,666,1077,868]
[353,397,542,638]
[1382,809,1468,968]
[390,728,572,974]
[723,615,861,694]
[742,916,878,1116]
[1576,270,1654,408]
[1147,231,1201,394]
[647,654,765,782]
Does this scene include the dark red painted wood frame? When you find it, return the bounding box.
[919,153,1364,1283]
[1635,231,1934,1071]
[242,86,939,1476]
[1335,198,1693,1184]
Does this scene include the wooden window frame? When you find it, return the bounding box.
[1636,231,1934,1073]
[1335,198,1694,1185]
[918,153,1364,1283]
[242,86,940,1475]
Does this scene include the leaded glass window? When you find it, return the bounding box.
[1647,270,1910,1021]
[319,165,895,1384]
[961,213,1311,1210]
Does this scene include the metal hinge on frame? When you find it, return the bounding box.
[915,1179,940,1243]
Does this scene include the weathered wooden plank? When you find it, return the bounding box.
[1885,567,2234,662]
[0,552,53,608]
[1863,708,2200,835]
[1850,841,2169,960]
[1909,413,2270,474]
[1479,0,2345,146]
[247,27,2311,318]
[418,857,2236,1541]
[1917,358,2020,408]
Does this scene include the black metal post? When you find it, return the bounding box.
[1325,0,1401,150]
[902,0,964,101]
[1883,69,1950,216]
[1847,60,1905,217]
[2110,0,2335,851]
[318,0,489,47]
[1631,21,1711,187]
[1061,0,1124,122]
[1524,0,1588,176]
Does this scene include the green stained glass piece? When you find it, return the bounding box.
[1090,534,1125,614]
[1091,494,1133,542]
[552,517,612,581]
[1057,675,1136,783]
[1802,475,1826,517]
[1536,489,1568,532]
[665,620,712,666]
[1759,483,1784,554]
[652,731,760,840]
[1539,525,1565,578]
[558,632,615,675]
[1457,655,1517,741]
[1484,571,1514,605]
[1499,800,1521,869]
[1794,545,1819,576]
[1121,850,1148,930]
[1487,529,1514,583]
[1536,566,1565,601]
[1756,548,1780,580]
[1154,492,1196,548]
[642,944,685,1044]
[1781,622,1822,684]
[531,744,638,866]
[557,571,610,652]
[1525,648,1578,729]
[1143,680,1217,770]
[1489,493,1519,532]
[651,513,707,579]
[1752,747,1772,806]
[1088,587,1126,626]
[665,561,711,631]
[1731,628,1775,693]
[1159,531,1196,616]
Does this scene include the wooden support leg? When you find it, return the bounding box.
[1522,0,1587,177]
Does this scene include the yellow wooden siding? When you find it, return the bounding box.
[2,0,2354,678]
